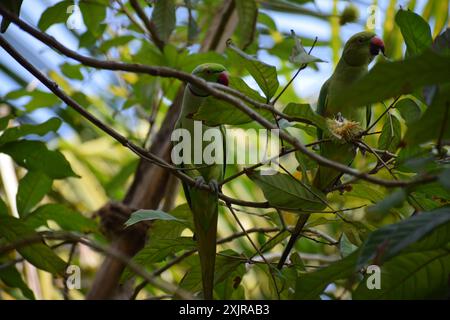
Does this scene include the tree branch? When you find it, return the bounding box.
[0,231,195,300]
[0,8,438,187]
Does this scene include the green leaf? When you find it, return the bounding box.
[293,251,358,299]
[5,89,60,111]
[395,98,421,124]
[283,103,327,130]
[37,1,71,31]
[16,171,53,217]
[0,115,12,131]
[227,41,279,101]
[0,215,66,275]
[289,30,325,65]
[25,204,97,233]
[247,172,326,211]
[125,209,182,227]
[353,249,450,299]
[0,0,23,33]
[60,63,83,80]
[235,0,258,50]
[0,140,78,179]
[133,237,196,266]
[79,1,106,36]
[405,83,450,145]
[357,207,450,268]
[0,118,62,147]
[395,9,432,56]
[192,76,272,126]
[121,204,193,281]
[378,114,401,153]
[0,264,35,299]
[99,35,135,52]
[151,0,176,42]
[340,233,358,257]
[179,249,245,295]
[332,50,450,109]
[365,189,407,222]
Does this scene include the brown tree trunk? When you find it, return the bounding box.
[87,0,238,299]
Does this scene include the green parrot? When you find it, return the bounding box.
[313,31,385,192]
[0,0,23,33]
[174,63,228,299]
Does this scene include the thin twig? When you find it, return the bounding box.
[226,204,281,299]
[364,96,400,134]
[130,226,280,299]
[0,9,437,188]
[0,231,195,300]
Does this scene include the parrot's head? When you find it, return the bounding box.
[190,63,229,96]
[342,31,385,66]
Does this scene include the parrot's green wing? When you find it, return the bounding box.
[316,78,330,140]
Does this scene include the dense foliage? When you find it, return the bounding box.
[0,0,449,300]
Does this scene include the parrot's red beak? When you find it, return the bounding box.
[370,36,385,56]
[217,72,229,86]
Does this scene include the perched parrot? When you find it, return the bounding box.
[0,0,23,33]
[313,31,385,192]
[175,63,228,299]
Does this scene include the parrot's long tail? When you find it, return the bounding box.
[190,187,218,300]
[312,142,357,192]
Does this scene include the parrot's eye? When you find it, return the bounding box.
[358,38,364,43]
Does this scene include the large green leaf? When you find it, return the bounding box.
[247,172,326,211]
[125,209,183,227]
[405,83,450,144]
[25,204,97,233]
[5,89,60,111]
[353,249,450,299]
[79,1,106,36]
[357,207,450,268]
[133,237,196,267]
[37,1,72,31]
[121,204,193,281]
[0,263,35,299]
[235,0,258,50]
[332,50,450,108]
[283,103,327,130]
[395,9,432,56]
[227,42,279,101]
[0,215,66,275]
[395,98,421,124]
[0,140,78,179]
[0,118,62,147]
[293,251,359,299]
[16,171,53,217]
[151,0,176,43]
[378,114,401,153]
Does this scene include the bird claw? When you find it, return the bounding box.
[194,176,206,189]
[209,179,220,194]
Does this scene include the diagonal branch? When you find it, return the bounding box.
[0,7,437,189]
